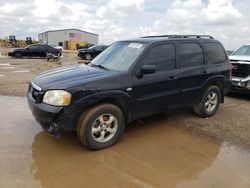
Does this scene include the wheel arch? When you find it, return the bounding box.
[200,76,226,103]
[75,90,133,123]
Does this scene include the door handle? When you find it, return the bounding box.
[203,71,209,74]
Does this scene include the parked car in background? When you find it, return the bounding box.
[76,43,94,50]
[8,44,61,58]
[77,45,108,60]
[28,35,230,150]
[51,44,63,52]
[229,44,250,93]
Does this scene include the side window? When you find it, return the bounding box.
[143,44,176,72]
[29,45,38,49]
[179,43,204,68]
[204,42,227,64]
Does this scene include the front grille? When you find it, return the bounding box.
[231,63,250,78]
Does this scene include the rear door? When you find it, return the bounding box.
[133,42,180,118]
[177,42,208,105]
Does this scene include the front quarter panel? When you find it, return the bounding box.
[69,72,135,122]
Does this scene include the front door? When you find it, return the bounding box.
[132,43,180,119]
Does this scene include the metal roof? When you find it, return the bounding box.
[38,28,98,36]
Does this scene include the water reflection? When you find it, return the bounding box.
[0,96,249,188]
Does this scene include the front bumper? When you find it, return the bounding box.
[230,76,250,93]
[8,52,14,56]
[27,92,80,136]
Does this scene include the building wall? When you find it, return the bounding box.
[38,29,98,48]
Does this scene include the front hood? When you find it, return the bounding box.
[229,55,250,64]
[33,64,117,90]
[12,48,24,52]
[78,48,88,52]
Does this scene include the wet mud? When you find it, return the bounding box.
[0,96,249,188]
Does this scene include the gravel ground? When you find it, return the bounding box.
[0,52,249,149]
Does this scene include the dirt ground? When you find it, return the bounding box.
[0,51,87,96]
[0,52,249,150]
[0,96,249,188]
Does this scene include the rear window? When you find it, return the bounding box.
[204,42,227,64]
[179,43,204,68]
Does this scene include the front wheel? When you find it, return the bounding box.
[77,104,125,150]
[194,85,221,118]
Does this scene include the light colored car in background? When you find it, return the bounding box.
[51,44,63,52]
[229,44,250,93]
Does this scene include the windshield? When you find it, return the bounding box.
[88,45,97,50]
[25,45,32,49]
[90,41,146,71]
[232,45,250,56]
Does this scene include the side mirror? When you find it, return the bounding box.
[136,65,156,78]
[26,47,30,50]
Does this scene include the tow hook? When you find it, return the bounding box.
[47,122,60,138]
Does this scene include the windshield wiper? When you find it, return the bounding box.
[89,63,109,70]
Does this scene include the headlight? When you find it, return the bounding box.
[43,90,71,106]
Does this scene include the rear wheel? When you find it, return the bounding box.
[194,85,221,117]
[77,104,125,150]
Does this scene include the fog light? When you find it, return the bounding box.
[247,81,250,89]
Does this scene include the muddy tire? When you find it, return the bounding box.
[14,52,22,58]
[194,85,221,118]
[85,54,91,60]
[77,104,125,150]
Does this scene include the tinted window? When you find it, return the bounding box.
[143,44,176,71]
[28,45,39,49]
[204,42,227,64]
[179,43,203,67]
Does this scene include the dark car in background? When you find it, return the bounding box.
[8,44,61,58]
[28,35,230,150]
[77,44,108,60]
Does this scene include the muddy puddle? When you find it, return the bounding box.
[0,96,249,188]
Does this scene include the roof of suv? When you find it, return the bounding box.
[123,35,218,44]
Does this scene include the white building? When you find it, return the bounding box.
[38,28,98,49]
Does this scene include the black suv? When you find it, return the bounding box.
[28,35,230,150]
[77,45,108,60]
[8,44,61,58]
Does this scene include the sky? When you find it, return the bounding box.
[0,0,249,50]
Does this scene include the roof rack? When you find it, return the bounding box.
[141,35,214,39]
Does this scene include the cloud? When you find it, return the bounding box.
[96,0,144,18]
[203,0,242,24]
[0,0,249,50]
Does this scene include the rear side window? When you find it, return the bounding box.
[179,43,204,68]
[204,42,227,64]
[143,43,176,72]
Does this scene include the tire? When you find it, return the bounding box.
[85,54,91,60]
[77,104,125,150]
[14,52,22,58]
[194,85,221,118]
